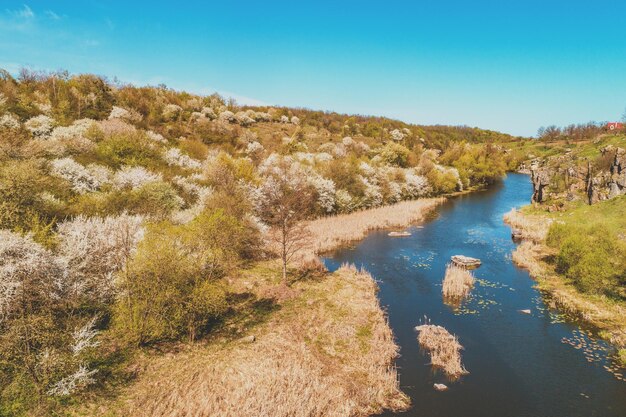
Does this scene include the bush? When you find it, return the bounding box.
[112,209,258,345]
[112,221,230,345]
[426,167,458,194]
[95,132,160,168]
[0,160,60,231]
[379,142,410,167]
[550,224,626,296]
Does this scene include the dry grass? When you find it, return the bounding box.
[511,240,546,278]
[89,263,409,417]
[415,324,468,379]
[304,198,444,256]
[442,263,475,300]
[503,208,551,242]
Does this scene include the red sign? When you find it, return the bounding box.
[607,122,624,130]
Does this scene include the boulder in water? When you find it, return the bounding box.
[434,383,448,391]
[451,255,481,269]
[388,231,411,237]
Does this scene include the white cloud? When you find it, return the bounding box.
[13,5,34,19]
[45,10,60,20]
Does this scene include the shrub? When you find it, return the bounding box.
[0,160,54,231]
[551,225,626,295]
[426,166,459,194]
[95,132,160,168]
[128,181,183,219]
[0,231,100,407]
[56,214,145,303]
[379,142,410,167]
[113,220,231,345]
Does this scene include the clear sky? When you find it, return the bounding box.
[1,1,625,136]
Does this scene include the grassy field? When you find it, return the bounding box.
[501,133,626,162]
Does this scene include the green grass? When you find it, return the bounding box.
[542,195,626,232]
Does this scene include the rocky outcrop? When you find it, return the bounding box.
[530,163,551,203]
[528,146,626,206]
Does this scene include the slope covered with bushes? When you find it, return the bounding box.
[0,68,520,415]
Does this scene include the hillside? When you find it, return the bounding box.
[0,68,524,416]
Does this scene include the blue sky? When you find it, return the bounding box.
[1,1,625,136]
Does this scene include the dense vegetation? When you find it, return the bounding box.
[545,197,626,299]
[0,68,520,415]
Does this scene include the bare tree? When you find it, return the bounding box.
[256,159,314,285]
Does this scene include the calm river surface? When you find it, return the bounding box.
[323,173,626,417]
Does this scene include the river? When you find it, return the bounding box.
[323,173,626,417]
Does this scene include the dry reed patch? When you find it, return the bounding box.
[109,264,409,417]
[415,324,468,379]
[511,240,546,278]
[304,198,444,256]
[442,263,475,301]
[503,208,551,242]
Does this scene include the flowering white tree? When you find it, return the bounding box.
[314,152,333,163]
[342,136,355,147]
[279,115,289,124]
[386,181,403,203]
[307,173,336,213]
[146,130,167,143]
[57,214,145,302]
[0,113,20,130]
[164,148,202,170]
[390,129,405,141]
[255,157,314,284]
[108,106,141,122]
[403,172,431,198]
[200,107,217,119]
[49,119,96,142]
[245,141,265,162]
[112,166,162,190]
[235,111,255,126]
[254,111,272,122]
[290,116,300,125]
[360,176,383,208]
[219,110,236,123]
[0,230,67,324]
[47,364,98,397]
[50,158,101,194]
[24,114,55,138]
[162,104,183,121]
[335,189,357,213]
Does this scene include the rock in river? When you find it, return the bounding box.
[388,231,412,237]
[451,255,481,269]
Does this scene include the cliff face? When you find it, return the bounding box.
[529,146,626,207]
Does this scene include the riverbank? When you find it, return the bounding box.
[305,198,445,255]
[504,207,626,349]
[72,198,444,416]
[99,264,410,417]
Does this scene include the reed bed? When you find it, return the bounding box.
[114,263,409,417]
[416,324,468,379]
[503,208,551,242]
[305,198,444,255]
[442,263,475,300]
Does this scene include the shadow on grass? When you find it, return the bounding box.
[214,293,281,341]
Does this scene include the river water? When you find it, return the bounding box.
[323,173,626,417]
